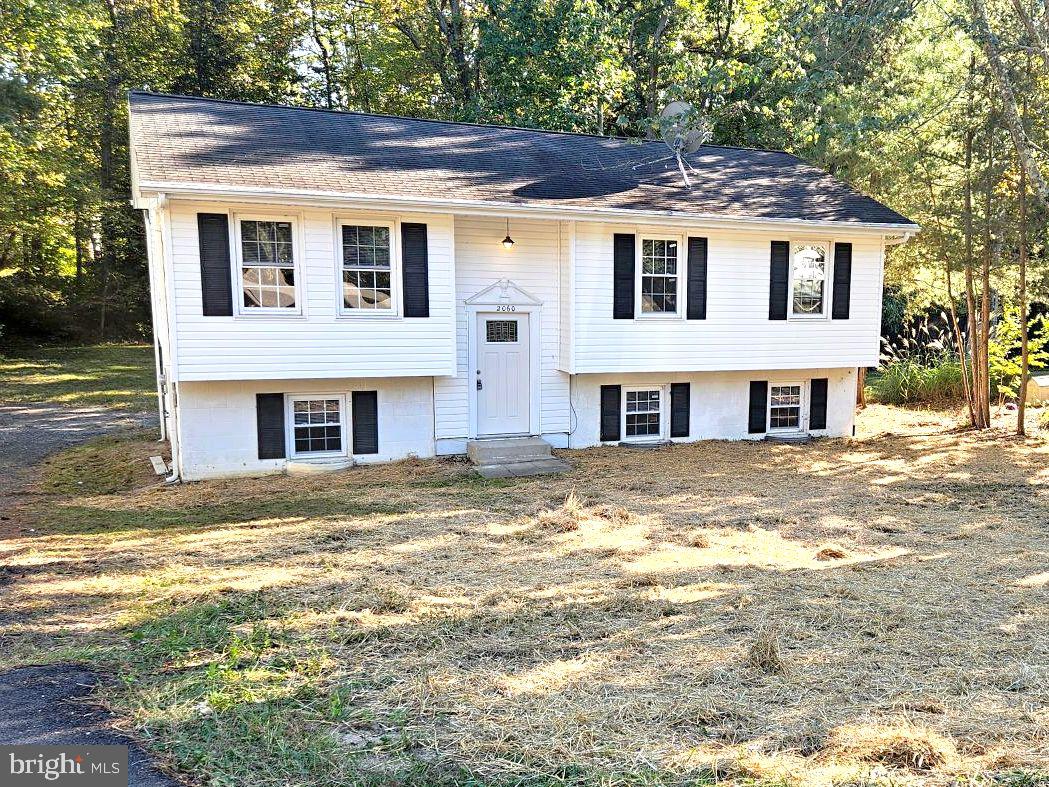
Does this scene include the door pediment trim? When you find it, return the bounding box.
[465,278,542,306]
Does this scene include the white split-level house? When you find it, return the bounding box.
[128,91,918,481]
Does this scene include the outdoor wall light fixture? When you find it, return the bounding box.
[501,217,515,249]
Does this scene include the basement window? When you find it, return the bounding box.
[624,387,663,440]
[289,397,346,456]
[768,384,803,431]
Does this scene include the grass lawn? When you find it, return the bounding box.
[2,406,1048,786]
[0,343,156,411]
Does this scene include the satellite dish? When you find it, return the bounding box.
[657,101,712,188]
[681,129,707,154]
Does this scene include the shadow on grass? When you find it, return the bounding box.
[30,498,408,535]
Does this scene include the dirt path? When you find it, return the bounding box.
[0,404,173,785]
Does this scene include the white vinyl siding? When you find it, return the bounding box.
[558,220,574,372]
[433,215,570,441]
[571,224,883,372]
[167,202,455,381]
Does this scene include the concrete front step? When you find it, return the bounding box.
[765,432,812,444]
[467,436,553,465]
[476,458,571,479]
[286,457,354,475]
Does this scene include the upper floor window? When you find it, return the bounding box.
[239,219,296,310]
[640,238,679,314]
[341,224,394,312]
[791,242,829,317]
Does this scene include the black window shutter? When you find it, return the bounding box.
[352,391,379,454]
[600,385,621,441]
[198,213,233,316]
[256,393,286,459]
[810,378,828,430]
[769,240,789,320]
[670,383,690,438]
[686,237,708,320]
[748,381,768,434]
[401,223,430,318]
[831,242,852,319]
[613,233,635,319]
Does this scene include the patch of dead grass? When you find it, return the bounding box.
[815,544,849,560]
[831,722,958,772]
[745,626,786,675]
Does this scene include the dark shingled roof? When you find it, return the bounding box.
[129,91,915,227]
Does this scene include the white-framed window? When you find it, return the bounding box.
[790,241,830,317]
[287,395,347,457]
[638,236,681,315]
[768,383,804,431]
[235,217,299,312]
[485,319,518,343]
[338,220,397,314]
[623,386,664,440]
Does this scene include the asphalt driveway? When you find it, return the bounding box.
[0,404,156,496]
[0,403,174,785]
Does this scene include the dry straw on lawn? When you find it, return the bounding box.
[745,626,786,675]
[831,723,958,771]
[2,404,1048,785]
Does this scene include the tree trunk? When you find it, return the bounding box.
[1017,81,1031,435]
[309,0,335,108]
[962,56,984,428]
[98,0,122,341]
[74,201,85,283]
[970,0,1049,204]
[946,253,976,425]
[979,112,995,426]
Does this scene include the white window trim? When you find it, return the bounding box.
[621,384,668,443]
[767,381,807,433]
[635,233,685,319]
[788,239,831,320]
[231,212,306,317]
[285,393,349,459]
[334,216,402,319]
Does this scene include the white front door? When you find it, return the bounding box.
[476,313,530,436]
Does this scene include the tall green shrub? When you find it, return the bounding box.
[868,318,965,404]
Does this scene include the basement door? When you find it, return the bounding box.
[476,313,531,436]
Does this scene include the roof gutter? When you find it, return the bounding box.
[884,231,918,245]
[135,181,921,237]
